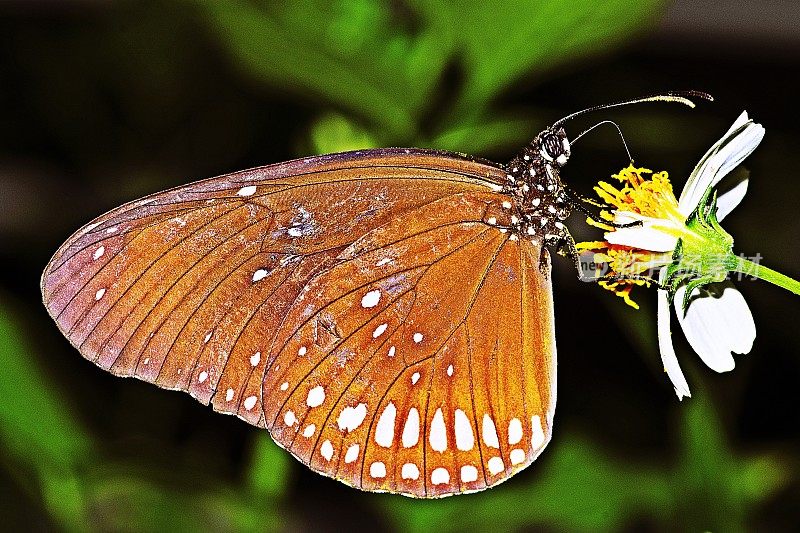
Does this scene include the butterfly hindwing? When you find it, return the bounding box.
[261,193,556,497]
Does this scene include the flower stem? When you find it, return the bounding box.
[727,255,800,296]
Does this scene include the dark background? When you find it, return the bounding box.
[1,1,798,531]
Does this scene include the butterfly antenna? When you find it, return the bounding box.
[552,90,713,128]
[571,120,633,162]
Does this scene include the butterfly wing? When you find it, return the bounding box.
[267,203,556,497]
[41,148,556,497]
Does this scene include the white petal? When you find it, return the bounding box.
[678,112,764,216]
[674,282,756,373]
[714,123,763,181]
[723,110,751,136]
[657,285,691,400]
[716,177,749,222]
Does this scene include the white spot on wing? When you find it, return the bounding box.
[225,388,234,402]
[510,448,526,465]
[411,372,420,385]
[298,346,307,356]
[337,403,367,432]
[374,402,396,448]
[244,395,257,410]
[94,288,106,300]
[237,185,257,196]
[280,382,289,391]
[401,463,419,480]
[321,440,333,461]
[252,269,268,282]
[488,456,504,475]
[93,246,105,260]
[372,323,388,338]
[344,443,359,464]
[250,351,260,367]
[447,364,453,377]
[454,409,474,451]
[402,407,420,448]
[431,467,450,485]
[376,257,392,267]
[306,386,325,408]
[370,462,387,478]
[460,465,479,483]
[531,415,546,449]
[508,418,523,445]
[413,332,423,343]
[430,408,447,452]
[284,410,297,426]
[361,289,381,308]
[303,424,316,438]
[387,346,396,358]
[482,414,500,448]
[197,371,208,384]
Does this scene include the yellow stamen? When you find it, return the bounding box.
[598,279,649,309]
[578,164,683,309]
[575,241,607,251]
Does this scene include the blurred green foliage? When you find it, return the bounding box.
[2,290,787,530]
[382,394,787,532]
[0,297,288,530]
[191,0,662,152]
[2,0,797,531]
[0,296,94,530]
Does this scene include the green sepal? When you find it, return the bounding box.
[680,275,715,315]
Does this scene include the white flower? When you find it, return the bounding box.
[657,111,764,399]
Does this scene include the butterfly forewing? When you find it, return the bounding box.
[41,148,556,497]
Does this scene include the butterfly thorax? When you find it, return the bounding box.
[503,127,572,247]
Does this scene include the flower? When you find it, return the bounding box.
[657,112,764,399]
[579,112,799,399]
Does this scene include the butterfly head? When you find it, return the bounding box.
[536,127,571,167]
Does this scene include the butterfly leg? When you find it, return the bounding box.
[550,227,584,278]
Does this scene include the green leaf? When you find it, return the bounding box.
[379,434,669,533]
[425,111,539,154]
[188,0,456,140]
[440,0,667,120]
[675,393,789,531]
[307,113,379,154]
[0,296,94,528]
[247,433,292,500]
[0,298,93,472]
[189,0,666,148]
[87,474,282,532]
[379,399,790,532]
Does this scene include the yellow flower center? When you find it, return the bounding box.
[579,164,685,308]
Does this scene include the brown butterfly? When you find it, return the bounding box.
[41,93,706,498]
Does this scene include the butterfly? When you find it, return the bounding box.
[41,92,706,498]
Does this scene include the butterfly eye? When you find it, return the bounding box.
[540,131,570,166]
[543,134,561,158]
